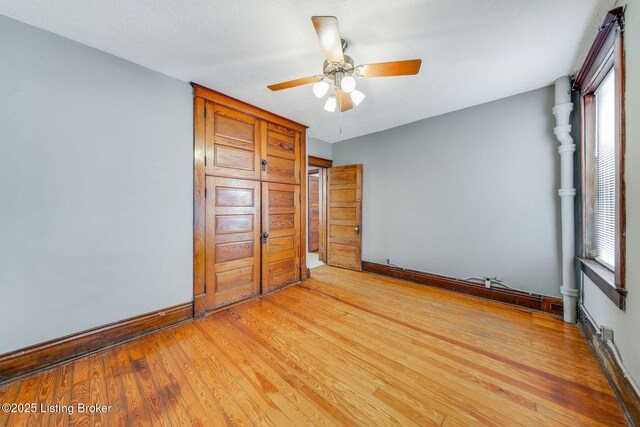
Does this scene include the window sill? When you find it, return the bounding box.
[579,257,626,310]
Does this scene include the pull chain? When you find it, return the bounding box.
[337,89,343,134]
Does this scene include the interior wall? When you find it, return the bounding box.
[332,86,562,296]
[581,0,640,388]
[0,15,193,354]
[307,137,333,160]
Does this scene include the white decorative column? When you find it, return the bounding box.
[553,75,578,323]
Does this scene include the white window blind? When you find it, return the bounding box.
[595,70,616,269]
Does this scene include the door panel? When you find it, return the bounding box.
[205,102,261,180]
[327,164,362,271]
[262,182,300,292]
[308,173,320,252]
[261,121,301,184]
[205,177,261,309]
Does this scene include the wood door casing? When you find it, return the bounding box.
[205,177,261,309]
[261,121,301,185]
[327,164,362,271]
[317,168,328,262]
[308,173,320,252]
[262,182,300,293]
[205,102,261,180]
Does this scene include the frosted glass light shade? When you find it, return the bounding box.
[351,89,365,106]
[324,95,337,112]
[313,81,329,98]
[341,75,356,93]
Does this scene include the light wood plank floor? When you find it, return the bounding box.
[0,266,627,426]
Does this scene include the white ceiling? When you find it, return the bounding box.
[0,0,613,142]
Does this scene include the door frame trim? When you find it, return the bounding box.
[308,155,333,168]
[308,156,332,262]
[307,170,322,255]
[194,96,206,317]
[192,84,307,132]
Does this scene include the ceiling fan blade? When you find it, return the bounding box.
[356,59,422,78]
[267,76,319,91]
[336,89,353,112]
[311,16,344,63]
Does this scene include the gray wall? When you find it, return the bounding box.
[333,86,562,296]
[582,0,640,388]
[0,15,193,354]
[307,137,333,160]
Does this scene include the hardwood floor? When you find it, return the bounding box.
[0,266,627,426]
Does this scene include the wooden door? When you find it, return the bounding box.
[262,182,300,293]
[327,164,362,271]
[205,102,261,180]
[205,177,261,309]
[261,121,301,184]
[308,173,320,252]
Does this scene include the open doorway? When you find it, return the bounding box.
[307,156,332,270]
[307,156,363,273]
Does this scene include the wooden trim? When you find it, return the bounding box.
[580,94,597,259]
[575,7,624,91]
[0,303,193,382]
[307,156,331,264]
[192,83,307,132]
[193,96,206,318]
[579,258,626,310]
[578,305,640,425]
[319,168,328,262]
[300,129,309,281]
[576,6,626,293]
[362,261,563,316]
[192,84,309,308]
[308,155,333,168]
[613,28,626,288]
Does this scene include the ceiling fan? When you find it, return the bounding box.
[268,16,422,113]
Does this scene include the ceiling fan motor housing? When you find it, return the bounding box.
[322,55,355,78]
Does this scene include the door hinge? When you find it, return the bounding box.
[204,188,207,198]
[204,155,207,166]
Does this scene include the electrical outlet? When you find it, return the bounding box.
[386,259,390,265]
[600,326,614,342]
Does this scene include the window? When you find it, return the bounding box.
[576,7,626,309]
[594,70,616,270]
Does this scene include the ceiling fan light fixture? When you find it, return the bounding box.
[341,75,356,93]
[351,89,365,106]
[324,95,337,112]
[268,17,422,117]
[313,81,329,98]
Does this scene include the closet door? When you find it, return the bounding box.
[261,121,301,184]
[261,182,300,293]
[327,164,363,271]
[205,177,261,309]
[205,102,261,180]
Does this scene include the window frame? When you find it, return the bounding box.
[576,6,626,310]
